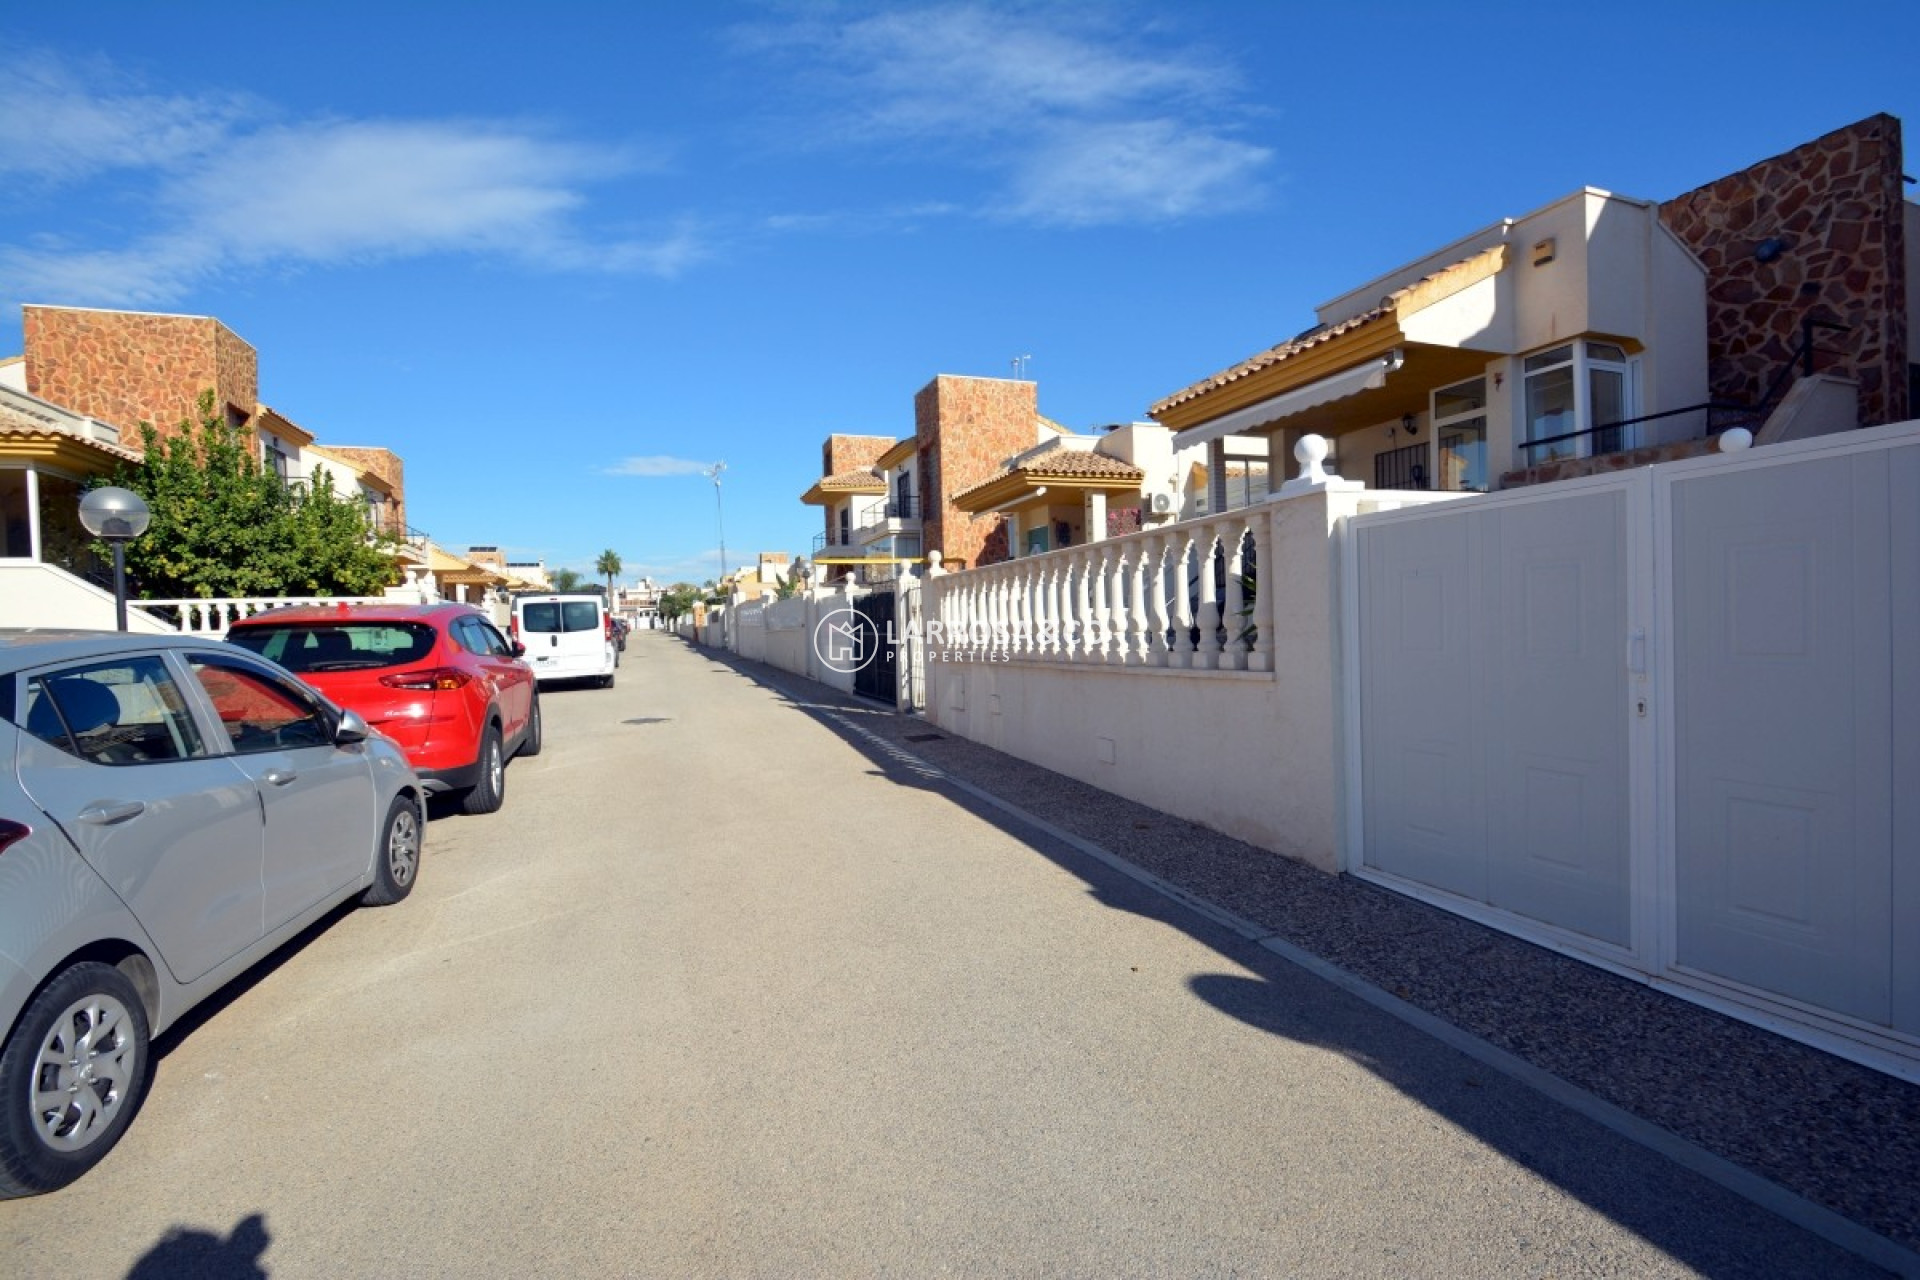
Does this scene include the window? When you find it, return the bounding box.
[1,469,29,558]
[261,432,291,482]
[187,656,334,754]
[1432,377,1489,493]
[230,623,437,672]
[1521,340,1636,465]
[22,658,205,765]
[453,616,514,656]
[520,601,601,633]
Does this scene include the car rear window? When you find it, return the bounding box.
[521,601,601,633]
[229,623,438,672]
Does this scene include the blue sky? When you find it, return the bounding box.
[4,2,1916,586]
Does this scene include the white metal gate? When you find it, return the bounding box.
[1344,422,1920,1078]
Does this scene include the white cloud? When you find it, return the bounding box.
[0,49,706,307]
[0,51,253,183]
[601,455,719,477]
[1005,120,1270,226]
[739,3,1271,227]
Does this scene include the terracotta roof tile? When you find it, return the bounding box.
[1150,307,1392,417]
[815,467,886,491]
[1010,449,1144,481]
[951,445,1145,508]
[1150,243,1508,417]
[0,410,143,462]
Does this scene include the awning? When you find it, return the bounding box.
[1172,351,1403,449]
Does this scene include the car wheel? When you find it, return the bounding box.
[517,694,543,759]
[0,962,151,1196]
[461,726,506,815]
[362,795,421,906]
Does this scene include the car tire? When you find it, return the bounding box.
[517,694,543,758]
[0,961,151,1197]
[461,726,506,815]
[362,795,421,906]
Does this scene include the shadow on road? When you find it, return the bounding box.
[679,638,1892,1279]
[125,1211,269,1279]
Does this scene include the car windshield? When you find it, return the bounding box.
[229,623,438,672]
[521,601,600,633]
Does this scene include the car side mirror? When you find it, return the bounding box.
[334,708,371,745]
[511,640,527,657]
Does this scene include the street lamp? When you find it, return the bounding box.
[704,462,728,589]
[78,486,151,631]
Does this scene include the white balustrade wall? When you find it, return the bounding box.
[920,479,1401,873]
[926,509,1275,674]
[134,596,394,636]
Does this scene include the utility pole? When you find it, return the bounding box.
[705,462,728,588]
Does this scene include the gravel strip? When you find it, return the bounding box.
[708,646,1920,1258]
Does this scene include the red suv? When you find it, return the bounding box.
[227,603,538,814]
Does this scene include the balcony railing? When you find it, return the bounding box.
[1517,314,1850,468]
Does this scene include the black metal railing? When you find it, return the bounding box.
[1373,442,1430,490]
[887,495,918,520]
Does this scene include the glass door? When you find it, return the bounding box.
[1432,377,1489,492]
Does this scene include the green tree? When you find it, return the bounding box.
[656,582,701,623]
[108,393,398,599]
[595,548,623,598]
[550,567,585,592]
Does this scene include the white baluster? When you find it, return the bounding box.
[1126,544,1149,664]
[1249,509,1275,672]
[1221,521,1248,671]
[1195,530,1222,670]
[1145,535,1170,667]
[1168,534,1195,668]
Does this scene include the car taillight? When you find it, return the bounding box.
[378,667,473,691]
[0,819,31,856]
[604,614,613,640]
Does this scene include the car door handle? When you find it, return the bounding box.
[78,800,145,825]
[262,769,298,787]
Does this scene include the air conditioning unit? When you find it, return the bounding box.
[1148,492,1177,515]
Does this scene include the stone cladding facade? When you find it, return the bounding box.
[22,306,260,449]
[821,433,892,477]
[914,376,1039,569]
[1659,114,1910,428]
[323,446,408,533]
[819,434,892,538]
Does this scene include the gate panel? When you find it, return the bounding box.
[1350,426,1920,1073]
[1482,493,1631,947]
[1355,483,1632,947]
[1671,453,1894,1023]
[853,590,898,703]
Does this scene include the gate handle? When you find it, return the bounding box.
[1627,628,1647,675]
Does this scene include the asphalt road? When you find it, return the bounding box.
[0,635,1887,1278]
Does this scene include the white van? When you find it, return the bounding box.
[511,593,618,687]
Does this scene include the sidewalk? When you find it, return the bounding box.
[697,641,1920,1275]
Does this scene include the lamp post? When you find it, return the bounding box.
[704,462,728,589]
[78,487,151,631]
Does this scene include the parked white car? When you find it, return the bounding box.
[510,593,617,688]
[0,631,424,1195]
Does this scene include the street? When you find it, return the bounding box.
[0,634,1883,1278]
